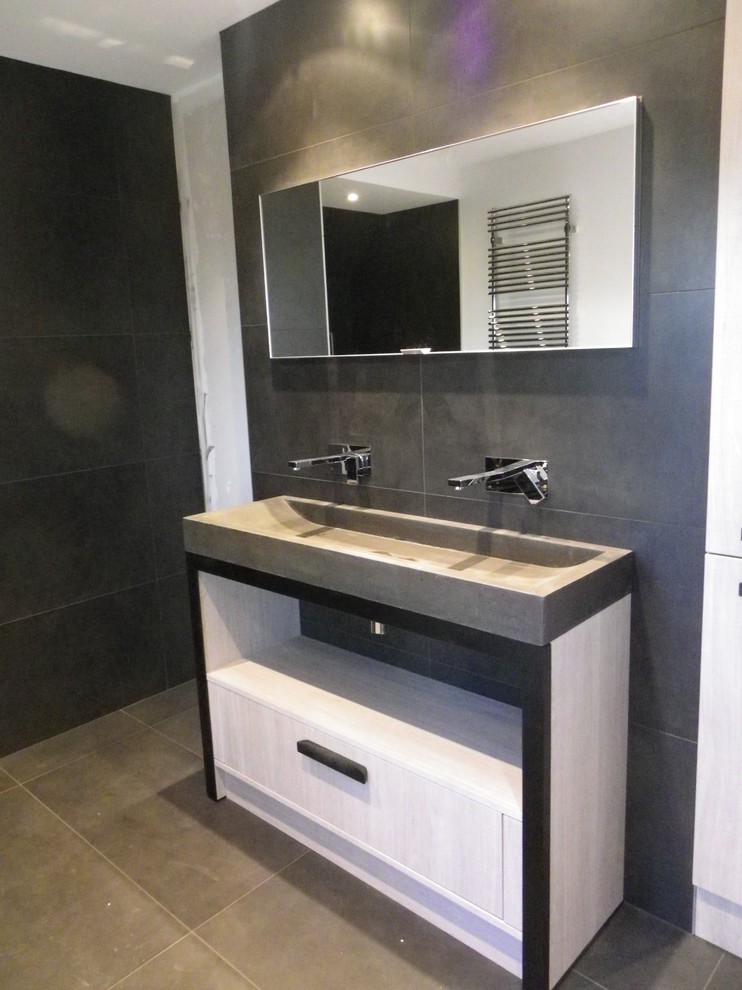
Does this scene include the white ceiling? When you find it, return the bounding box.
[0,0,278,95]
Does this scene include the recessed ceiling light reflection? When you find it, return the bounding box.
[346,192,359,202]
[40,16,101,41]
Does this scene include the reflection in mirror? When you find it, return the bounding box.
[260,97,640,358]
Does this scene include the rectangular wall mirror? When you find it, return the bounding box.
[260,97,641,359]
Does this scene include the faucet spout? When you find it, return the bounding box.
[448,457,548,503]
[289,444,371,485]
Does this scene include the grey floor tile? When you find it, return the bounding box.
[112,934,254,989]
[707,951,742,989]
[0,787,184,990]
[198,851,519,990]
[124,679,198,726]
[0,766,16,793]
[0,709,143,782]
[27,729,305,928]
[557,974,602,990]
[155,705,204,757]
[574,905,723,990]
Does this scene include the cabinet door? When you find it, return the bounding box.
[694,553,742,903]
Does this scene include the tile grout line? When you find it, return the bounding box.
[701,952,725,990]
[0,716,151,786]
[20,783,190,930]
[103,933,192,990]
[190,930,265,990]
[571,969,613,989]
[19,779,309,989]
[192,847,311,932]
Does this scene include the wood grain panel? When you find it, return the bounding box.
[197,571,300,671]
[694,554,742,904]
[706,0,742,555]
[548,595,630,985]
[208,636,525,922]
[209,636,522,814]
[211,682,506,918]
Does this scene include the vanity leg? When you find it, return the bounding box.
[186,559,224,801]
[520,653,552,990]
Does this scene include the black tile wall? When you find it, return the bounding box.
[0,56,202,756]
[0,584,167,754]
[221,0,724,929]
[0,335,143,483]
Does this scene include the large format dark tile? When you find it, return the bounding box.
[221,0,413,169]
[122,199,190,335]
[0,767,16,794]
[199,851,519,990]
[146,452,204,578]
[301,603,432,678]
[0,56,119,199]
[134,334,200,457]
[28,729,306,929]
[243,332,424,494]
[624,726,698,930]
[708,952,742,990]
[112,85,180,204]
[0,710,142,783]
[420,289,713,530]
[574,904,722,990]
[0,464,155,625]
[409,0,723,114]
[113,934,254,990]
[0,335,143,483]
[0,584,167,756]
[124,680,197,727]
[154,706,203,758]
[0,190,130,337]
[0,786,184,990]
[157,573,198,686]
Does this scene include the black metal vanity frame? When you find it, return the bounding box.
[185,550,571,990]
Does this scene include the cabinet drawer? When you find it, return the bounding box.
[210,680,511,922]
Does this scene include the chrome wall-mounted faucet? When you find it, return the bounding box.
[448,457,548,504]
[289,443,372,485]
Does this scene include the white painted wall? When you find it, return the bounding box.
[172,74,252,510]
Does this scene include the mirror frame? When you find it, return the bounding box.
[261,97,642,360]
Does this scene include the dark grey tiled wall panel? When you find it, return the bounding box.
[157,573,197,685]
[408,0,724,114]
[221,0,413,169]
[625,724,698,929]
[0,584,167,756]
[145,453,205,579]
[122,199,190,335]
[112,86,181,204]
[222,0,723,929]
[0,464,155,626]
[0,57,202,754]
[0,58,119,198]
[0,191,130,338]
[134,335,200,457]
[0,335,143,484]
[420,289,714,529]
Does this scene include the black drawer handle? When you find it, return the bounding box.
[297,739,368,784]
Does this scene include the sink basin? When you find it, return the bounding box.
[184,496,631,645]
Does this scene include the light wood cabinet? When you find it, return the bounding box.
[693,0,742,958]
[188,564,630,989]
[694,555,742,951]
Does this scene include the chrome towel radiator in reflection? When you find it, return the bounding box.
[488,195,571,349]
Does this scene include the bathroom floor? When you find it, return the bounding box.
[1,682,739,990]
